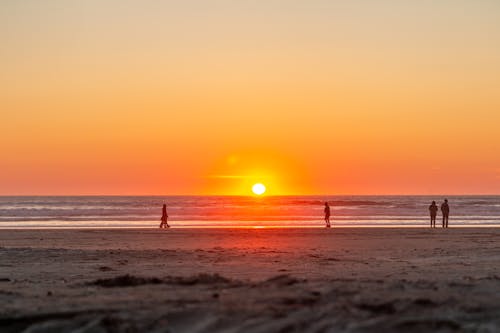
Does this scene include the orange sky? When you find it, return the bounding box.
[1,1,500,195]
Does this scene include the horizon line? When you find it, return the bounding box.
[1,193,500,197]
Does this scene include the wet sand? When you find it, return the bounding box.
[1,228,499,332]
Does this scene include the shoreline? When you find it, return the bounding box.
[1,224,500,229]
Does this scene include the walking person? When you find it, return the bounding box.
[441,199,450,228]
[429,201,438,228]
[159,203,170,228]
[324,202,331,228]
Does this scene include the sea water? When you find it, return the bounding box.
[1,196,499,228]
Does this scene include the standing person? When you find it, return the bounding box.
[324,202,331,228]
[159,203,170,228]
[429,201,438,228]
[441,199,450,228]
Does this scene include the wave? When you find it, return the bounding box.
[1,196,500,227]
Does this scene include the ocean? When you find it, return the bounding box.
[0,195,499,228]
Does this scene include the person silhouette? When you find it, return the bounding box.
[441,199,449,228]
[159,203,170,228]
[429,201,438,228]
[324,202,331,228]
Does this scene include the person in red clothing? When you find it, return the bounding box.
[159,203,170,228]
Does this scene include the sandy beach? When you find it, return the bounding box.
[1,228,499,332]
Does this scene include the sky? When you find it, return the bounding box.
[1,0,500,195]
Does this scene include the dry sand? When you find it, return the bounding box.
[0,228,499,332]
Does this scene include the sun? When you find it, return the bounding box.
[252,183,266,195]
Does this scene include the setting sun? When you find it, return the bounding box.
[252,183,266,196]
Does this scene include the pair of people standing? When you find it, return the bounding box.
[429,199,449,228]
